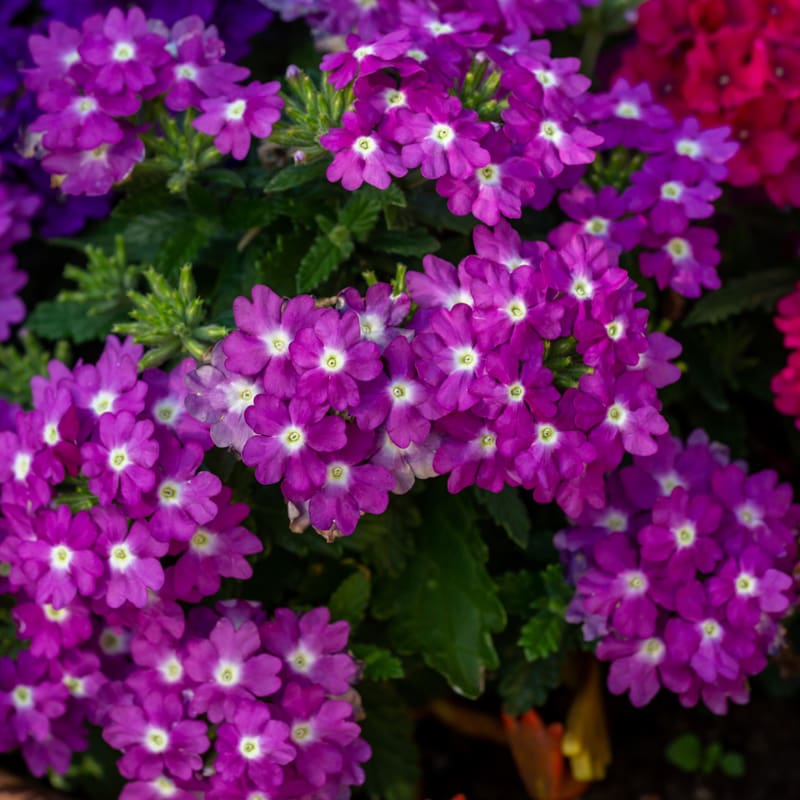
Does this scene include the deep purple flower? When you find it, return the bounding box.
[639,227,722,298]
[14,598,93,659]
[338,282,411,347]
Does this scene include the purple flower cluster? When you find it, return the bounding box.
[265,0,598,40]
[556,431,799,714]
[187,226,681,537]
[547,80,738,298]
[24,7,283,195]
[0,335,369,795]
[317,28,601,225]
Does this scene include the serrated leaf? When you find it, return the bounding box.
[368,229,440,257]
[373,486,506,698]
[352,644,405,681]
[498,571,540,617]
[665,734,702,772]
[519,612,565,661]
[339,190,383,242]
[474,486,530,549]
[360,683,420,800]
[329,570,371,628]
[296,233,350,292]
[499,650,561,714]
[26,301,118,343]
[683,267,797,326]
[264,159,329,192]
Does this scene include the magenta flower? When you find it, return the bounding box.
[17,507,103,609]
[321,30,413,89]
[79,7,169,96]
[184,618,282,722]
[639,227,722,298]
[80,411,159,506]
[222,285,317,389]
[104,690,209,781]
[338,282,411,347]
[13,597,92,659]
[147,435,222,542]
[261,607,357,694]
[170,488,262,601]
[193,81,283,160]
[291,309,383,410]
[321,111,407,190]
[96,510,168,609]
[214,702,295,786]
[242,396,347,501]
[308,428,395,535]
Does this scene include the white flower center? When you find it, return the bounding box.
[354,135,377,155]
[154,400,178,425]
[735,572,758,596]
[327,463,349,484]
[215,661,240,686]
[12,452,31,481]
[113,42,136,62]
[152,777,177,797]
[606,403,627,426]
[657,471,685,495]
[427,21,454,35]
[384,89,407,108]
[390,381,412,402]
[666,237,692,260]
[190,528,217,554]
[615,101,640,119]
[539,120,563,142]
[639,637,665,662]
[625,571,648,593]
[158,481,182,505]
[701,619,721,639]
[50,545,73,571]
[453,346,479,371]
[479,432,496,450]
[660,181,683,201]
[477,163,500,184]
[108,446,129,472]
[145,727,170,753]
[534,69,557,87]
[570,278,593,299]
[76,97,97,115]
[63,675,85,696]
[606,320,624,340]
[239,736,262,759]
[674,523,696,548]
[176,63,197,80]
[90,390,116,416]
[12,685,33,709]
[291,721,314,744]
[109,543,134,572]
[537,424,558,445]
[43,422,61,445]
[506,299,527,321]
[321,349,345,372]
[225,99,247,121]
[676,138,701,158]
[601,510,628,532]
[508,382,525,402]
[431,124,455,145]
[585,216,609,236]
[736,505,762,528]
[288,646,315,673]
[43,604,69,622]
[227,379,258,413]
[282,426,305,451]
[353,45,374,60]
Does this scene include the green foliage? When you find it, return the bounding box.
[0,333,70,406]
[517,564,573,661]
[329,569,371,628]
[498,649,562,714]
[360,683,420,800]
[474,486,531,549]
[665,734,745,778]
[352,644,405,681]
[27,238,141,343]
[684,267,797,326]
[373,484,506,698]
[114,265,227,367]
[264,159,329,192]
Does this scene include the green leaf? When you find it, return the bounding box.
[498,650,561,714]
[368,228,440,257]
[352,644,405,681]
[339,188,384,242]
[683,267,797,326]
[360,683,420,800]
[665,733,702,772]
[474,486,530,549]
[497,571,539,617]
[296,232,351,292]
[27,300,118,343]
[373,486,506,698]
[203,168,247,189]
[519,612,565,662]
[719,751,745,778]
[264,159,329,192]
[329,570,371,628]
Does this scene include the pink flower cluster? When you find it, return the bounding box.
[557,431,798,713]
[772,280,800,425]
[0,335,369,797]
[25,7,283,195]
[186,226,682,537]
